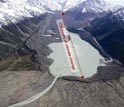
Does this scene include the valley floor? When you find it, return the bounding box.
[1,70,124,107]
[0,71,54,107]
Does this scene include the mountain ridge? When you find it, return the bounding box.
[0,0,124,26]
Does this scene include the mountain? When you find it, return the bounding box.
[85,7,124,64]
[68,0,124,13]
[58,0,86,11]
[0,15,44,71]
[0,0,124,107]
[0,0,87,26]
[111,7,124,22]
[0,0,124,70]
[66,0,124,23]
[1,0,124,26]
[0,0,61,25]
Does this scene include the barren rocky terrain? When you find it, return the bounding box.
[22,72,124,107]
[0,71,54,107]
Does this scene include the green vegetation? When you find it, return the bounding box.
[0,54,40,71]
[0,55,16,71]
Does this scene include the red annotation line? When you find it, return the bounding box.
[70,35,84,79]
[61,12,84,80]
[58,21,76,71]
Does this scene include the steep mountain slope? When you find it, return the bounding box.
[66,0,124,24]
[58,0,85,11]
[68,0,124,13]
[85,8,124,64]
[1,0,124,26]
[0,0,61,25]
[0,15,45,71]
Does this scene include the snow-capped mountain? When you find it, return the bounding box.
[111,7,124,21]
[58,0,86,11]
[0,0,62,25]
[0,0,30,25]
[69,0,124,14]
[0,0,124,26]
[27,0,61,11]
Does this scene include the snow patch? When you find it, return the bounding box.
[43,34,52,37]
